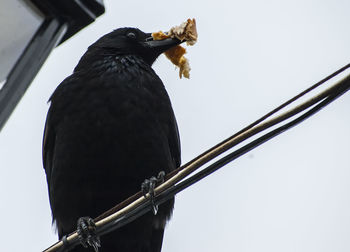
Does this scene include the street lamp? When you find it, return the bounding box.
[0,0,105,131]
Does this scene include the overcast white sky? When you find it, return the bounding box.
[1,0,350,251]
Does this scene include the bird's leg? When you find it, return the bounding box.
[141,171,166,215]
[77,216,101,252]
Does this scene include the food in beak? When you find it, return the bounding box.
[152,18,197,79]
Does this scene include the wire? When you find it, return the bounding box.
[169,63,350,177]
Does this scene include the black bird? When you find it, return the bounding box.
[42,28,181,252]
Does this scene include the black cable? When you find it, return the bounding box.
[177,63,350,172]
[166,82,350,196]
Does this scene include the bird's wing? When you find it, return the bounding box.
[42,74,74,198]
[42,106,55,199]
[42,110,55,202]
[170,115,181,168]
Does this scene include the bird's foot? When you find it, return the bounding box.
[77,217,101,252]
[141,171,165,215]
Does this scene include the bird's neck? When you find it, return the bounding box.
[74,52,155,78]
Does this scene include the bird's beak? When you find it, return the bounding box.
[143,33,183,53]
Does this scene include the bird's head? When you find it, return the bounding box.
[74,27,183,72]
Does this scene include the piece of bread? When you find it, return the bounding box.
[152,18,197,79]
[168,18,198,46]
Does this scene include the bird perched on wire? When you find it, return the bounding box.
[42,28,182,252]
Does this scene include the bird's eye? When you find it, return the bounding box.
[126,32,137,39]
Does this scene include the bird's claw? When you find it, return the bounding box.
[141,171,166,215]
[77,217,101,252]
[157,171,165,183]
